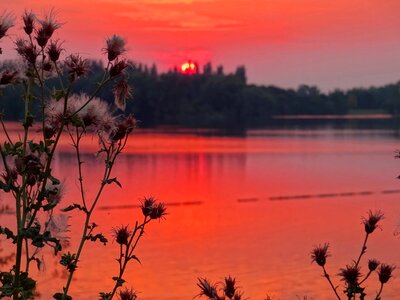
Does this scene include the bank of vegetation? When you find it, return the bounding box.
[1,60,400,129]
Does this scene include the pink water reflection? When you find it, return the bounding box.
[1,128,400,299]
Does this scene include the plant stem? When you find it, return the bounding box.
[25,83,72,230]
[69,127,87,209]
[0,117,14,145]
[355,233,369,268]
[62,142,120,299]
[375,283,384,300]
[359,270,372,285]
[109,217,150,299]
[13,70,33,299]
[323,266,341,300]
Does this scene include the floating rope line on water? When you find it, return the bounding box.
[94,189,400,210]
[235,189,400,203]
[98,200,203,210]
[268,189,400,201]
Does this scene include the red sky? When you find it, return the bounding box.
[3,0,400,91]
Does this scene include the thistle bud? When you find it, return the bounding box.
[224,276,237,299]
[378,264,395,284]
[113,226,131,245]
[15,38,39,64]
[368,259,380,271]
[109,59,129,77]
[362,210,384,234]
[119,288,137,300]
[65,54,89,81]
[338,264,361,287]
[149,203,167,220]
[105,35,126,61]
[196,278,218,299]
[311,243,329,267]
[0,12,14,40]
[110,115,136,142]
[22,11,35,35]
[141,197,156,217]
[36,11,60,47]
[140,197,168,219]
[47,40,63,62]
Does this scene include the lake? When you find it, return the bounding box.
[1,125,400,299]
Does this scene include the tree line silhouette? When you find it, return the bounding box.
[1,60,400,129]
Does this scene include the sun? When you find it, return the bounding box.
[180,60,198,75]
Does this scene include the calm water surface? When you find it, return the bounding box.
[1,127,400,299]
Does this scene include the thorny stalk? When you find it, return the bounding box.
[322,266,341,300]
[109,216,151,299]
[61,135,129,299]
[354,233,369,268]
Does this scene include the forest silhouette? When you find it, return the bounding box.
[1,60,400,129]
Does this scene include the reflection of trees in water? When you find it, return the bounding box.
[269,117,398,130]
[121,152,247,182]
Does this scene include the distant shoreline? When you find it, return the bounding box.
[272,113,393,120]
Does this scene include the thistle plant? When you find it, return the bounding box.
[311,210,395,300]
[196,276,245,300]
[99,197,166,300]
[0,10,163,300]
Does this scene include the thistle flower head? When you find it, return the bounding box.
[140,196,167,219]
[15,38,39,64]
[75,96,114,132]
[141,196,156,217]
[105,35,126,61]
[109,115,137,142]
[22,10,35,35]
[378,264,395,284]
[0,69,19,85]
[65,54,90,81]
[109,59,129,77]
[112,225,131,245]
[47,39,63,62]
[45,94,114,134]
[311,243,330,267]
[338,264,361,287]
[149,202,167,220]
[0,11,15,40]
[368,259,380,271]
[36,10,61,47]
[113,78,132,111]
[223,276,237,299]
[119,288,137,300]
[362,210,384,234]
[196,277,218,299]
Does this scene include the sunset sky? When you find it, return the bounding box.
[3,0,400,91]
